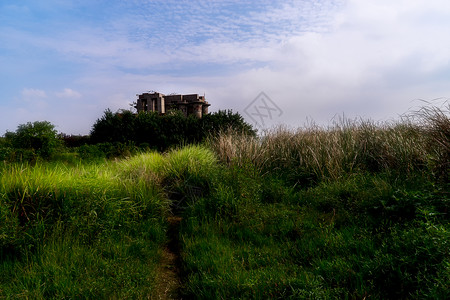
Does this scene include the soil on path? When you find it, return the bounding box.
[153,216,183,299]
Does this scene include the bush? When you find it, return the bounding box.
[4,121,62,159]
[59,134,90,148]
[0,147,13,162]
[77,144,106,161]
[90,109,255,151]
[202,110,256,137]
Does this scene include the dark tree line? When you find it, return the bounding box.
[0,109,256,162]
[90,109,256,151]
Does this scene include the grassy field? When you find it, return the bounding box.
[0,160,169,298]
[1,105,449,298]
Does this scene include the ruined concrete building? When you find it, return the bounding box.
[135,91,210,118]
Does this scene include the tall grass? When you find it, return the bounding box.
[0,159,168,298]
[181,104,449,299]
[412,101,450,181]
[207,104,449,186]
[0,145,218,297]
[1,105,448,298]
[115,145,218,212]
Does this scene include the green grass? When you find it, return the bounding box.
[179,171,449,299]
[0,145,220,298]
[0,159,168,298]
[0,225,162,298]
[1,105,449,298]
[181,105,449,299]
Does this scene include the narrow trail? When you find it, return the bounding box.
[153,216,183,299]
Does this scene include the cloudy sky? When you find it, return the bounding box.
[1,0,449,134]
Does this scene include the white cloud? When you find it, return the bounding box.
[55,88,81,98]
[77,1,450,128]
[2,1,450,135]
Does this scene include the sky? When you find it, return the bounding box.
[1,0,450,135]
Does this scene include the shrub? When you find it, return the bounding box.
[59,134,90,148]
[77,144,106,161]
[201,110,256,137]
[90,109,255,151]
[0,147,13,162]
[4,121,62,159]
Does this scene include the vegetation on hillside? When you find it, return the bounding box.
[0,104,448,298]
[183,103,449,298]
[0,161,167,298]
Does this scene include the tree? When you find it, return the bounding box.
[201,110,257,137]
[89,109,256,151]
[5,121,62,159]
[90,109,137,144]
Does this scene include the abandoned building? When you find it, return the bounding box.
[135,91,210,118]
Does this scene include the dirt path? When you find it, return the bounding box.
[153,216,183,299]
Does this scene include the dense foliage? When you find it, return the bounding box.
[1,121,62,161]
[90,109,256,151]
[0,109,255,162]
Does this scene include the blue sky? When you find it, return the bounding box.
[1,0,449,134]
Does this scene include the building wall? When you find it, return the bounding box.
[136,92,210,118]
